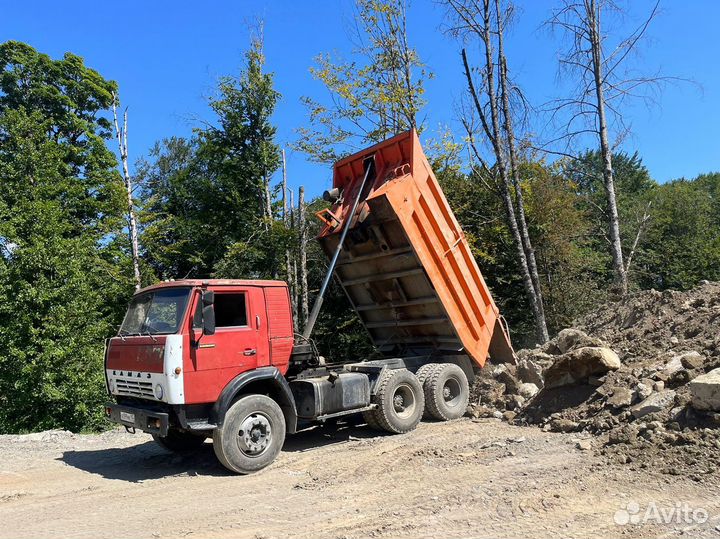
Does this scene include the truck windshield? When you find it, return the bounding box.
[119,288,191,336]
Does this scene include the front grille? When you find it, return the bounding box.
[115,378,154,399]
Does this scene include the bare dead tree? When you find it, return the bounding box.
[298,186,309,326]
[447,0,549,342]
[262,170,273,227]
[281,149,294,313]
[111,92,141,290]
[546,0,673,295]
[289,188,298,327]
[282,149,289,219]
[494,0,548,339]
[624,200,651,278]
[253,19,274,228]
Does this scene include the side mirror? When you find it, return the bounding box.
[201,290,215,336]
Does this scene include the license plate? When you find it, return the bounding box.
[120,411,135,423]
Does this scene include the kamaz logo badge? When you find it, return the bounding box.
[112,371,151,378]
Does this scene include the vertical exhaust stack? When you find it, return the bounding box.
[313,129,515,367]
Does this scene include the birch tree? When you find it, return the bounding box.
[547,0,669,295]
[447,0,549,342]
[112,93,141,289]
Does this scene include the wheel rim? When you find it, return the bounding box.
[392,383,416,419]
[442,377,462,408]
[236,412,272,457]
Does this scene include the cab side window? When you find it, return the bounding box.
[214,293,248,327]
[192,297,203,329]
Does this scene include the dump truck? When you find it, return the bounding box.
[104,130,515,474]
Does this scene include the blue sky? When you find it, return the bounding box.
[2,1,718,198]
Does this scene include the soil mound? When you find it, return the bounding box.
[468,281,720,480]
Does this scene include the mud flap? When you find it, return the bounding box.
[488,317,517,365]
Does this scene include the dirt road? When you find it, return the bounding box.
[1,419,718,539]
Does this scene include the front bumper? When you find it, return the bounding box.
[105,403,169,436]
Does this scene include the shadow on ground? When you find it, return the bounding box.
[283,420,382,452]
[60,441,230,482]
[521,384,598,422]
[60,420,383,482]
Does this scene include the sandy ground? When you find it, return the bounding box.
[0,419,719,539]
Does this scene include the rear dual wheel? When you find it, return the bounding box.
[422,364,469,421]
[363,369,425,434]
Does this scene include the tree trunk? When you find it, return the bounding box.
[112,94,141,290]
[289,189,298,327]
[281,149,288,220]
[298,186,309,326]
[282,149,295,319]
[587,0,627,295]
[495,0,549,341]
[460,2,548,344]
[263,176,273,223]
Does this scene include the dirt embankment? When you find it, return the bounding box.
[470,281,720,481]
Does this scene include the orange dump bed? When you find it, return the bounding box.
[316,130,515,367]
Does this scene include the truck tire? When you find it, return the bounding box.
[362,408,382,431]
[423,363,469,421]
[416,363,442,419]
[212,394,286,474]
[152,430,206,453]
[415,363,438,386]
[367,369,424,434]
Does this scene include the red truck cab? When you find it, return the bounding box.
[105,280,301,470]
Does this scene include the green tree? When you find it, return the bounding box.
[635,174,720,290]
[137,137,221,278]
[296,0,430,163]
[0,42,132,432]
[521,160,606,332]
[140,36,283,280]
[561,150,656,289]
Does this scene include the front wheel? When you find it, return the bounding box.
[213,394,286,474]
[152,429,207,453]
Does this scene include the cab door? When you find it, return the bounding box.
[186,286,268,403]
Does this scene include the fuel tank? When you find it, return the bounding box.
[291,372,371,419]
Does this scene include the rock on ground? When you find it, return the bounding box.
[517,382,539,399]
[516,358,545,388]
[606,387,634,408]
[689,367,720,411]
[543,347,621,389]
[630,390,677,419]
[553,328,606,354]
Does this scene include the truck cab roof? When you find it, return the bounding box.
[135,279,288,295]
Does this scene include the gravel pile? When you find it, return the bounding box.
[468,281,720,480]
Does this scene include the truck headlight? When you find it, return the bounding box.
[154,384,164,400]
[108,379,115,393]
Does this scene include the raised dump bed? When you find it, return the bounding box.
[316,129,514,367]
